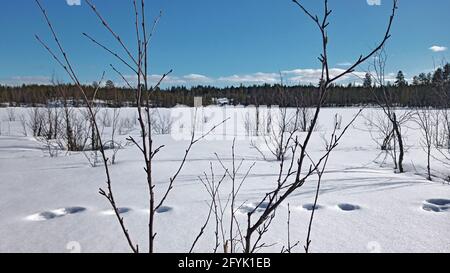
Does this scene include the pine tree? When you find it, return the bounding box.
[432,68,444,86]
[395,71,407,87]
[418,73,431,85]
[105,80,115,89]
[443,63,450,83]
[363,73,372,88]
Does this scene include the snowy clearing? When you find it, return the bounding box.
[0,106,449,253]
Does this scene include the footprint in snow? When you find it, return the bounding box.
[156,206,173,213]
[140,206,174,214]
[336,203,360,211]
[301,203,322,211]
[25,207,86,221]
[238,202,269,214]
[100,207,132,215]
[422,199,450,213]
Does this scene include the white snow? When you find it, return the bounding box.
[0,106,449,253]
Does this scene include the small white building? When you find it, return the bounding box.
[214,97,230,106]
[194,96,203,107]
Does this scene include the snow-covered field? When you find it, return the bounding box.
[0,106,449,253]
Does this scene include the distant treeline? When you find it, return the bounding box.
[1,65,449,108]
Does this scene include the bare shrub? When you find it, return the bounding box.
[242,107,263,137]
[362,111,396,166]
[150,109,173,135]
[41,106,60,140]
[6,107,16,122]
[81,106,102,151]
[251,106,299,161]
[291,90,315,133]
[368,48,413,173]
[27,108,44,137]
[111,108,121,143]
[414,108,434,180]
[431,110,447,149]
[100,109,112,128]
[19,114,28,136]
[251,80,315,161]
[118,116,134,135]
[190,140,255,253]
[82,149,101,167]
[37,137,62,157]
[30,105,65,157]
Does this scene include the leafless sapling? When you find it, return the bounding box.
[35,0,139,252]
[193,139,256,253]
[368,48,412,173]
[281,204,300,253]
[242,0,398,253]
[83,0,229,252]
[189,162,227,253]
[414,108,434,181]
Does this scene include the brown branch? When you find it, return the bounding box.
[110,64,134,90]
[85,0,139,67]
[190,167,226,253]
[83,32,138,74]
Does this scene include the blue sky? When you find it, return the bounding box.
[0,0,449,87]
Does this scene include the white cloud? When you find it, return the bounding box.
[183,74,213,83]
[429,45,448,52]
[116,68,370,88]
[121,73,212,87]
[5,68,371,88]
[337,62,352,67]
[150,75,186,85]
[66,0,81,6]
[367,0,381,6]
[218,72,279,85]
[281,68,366,85]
